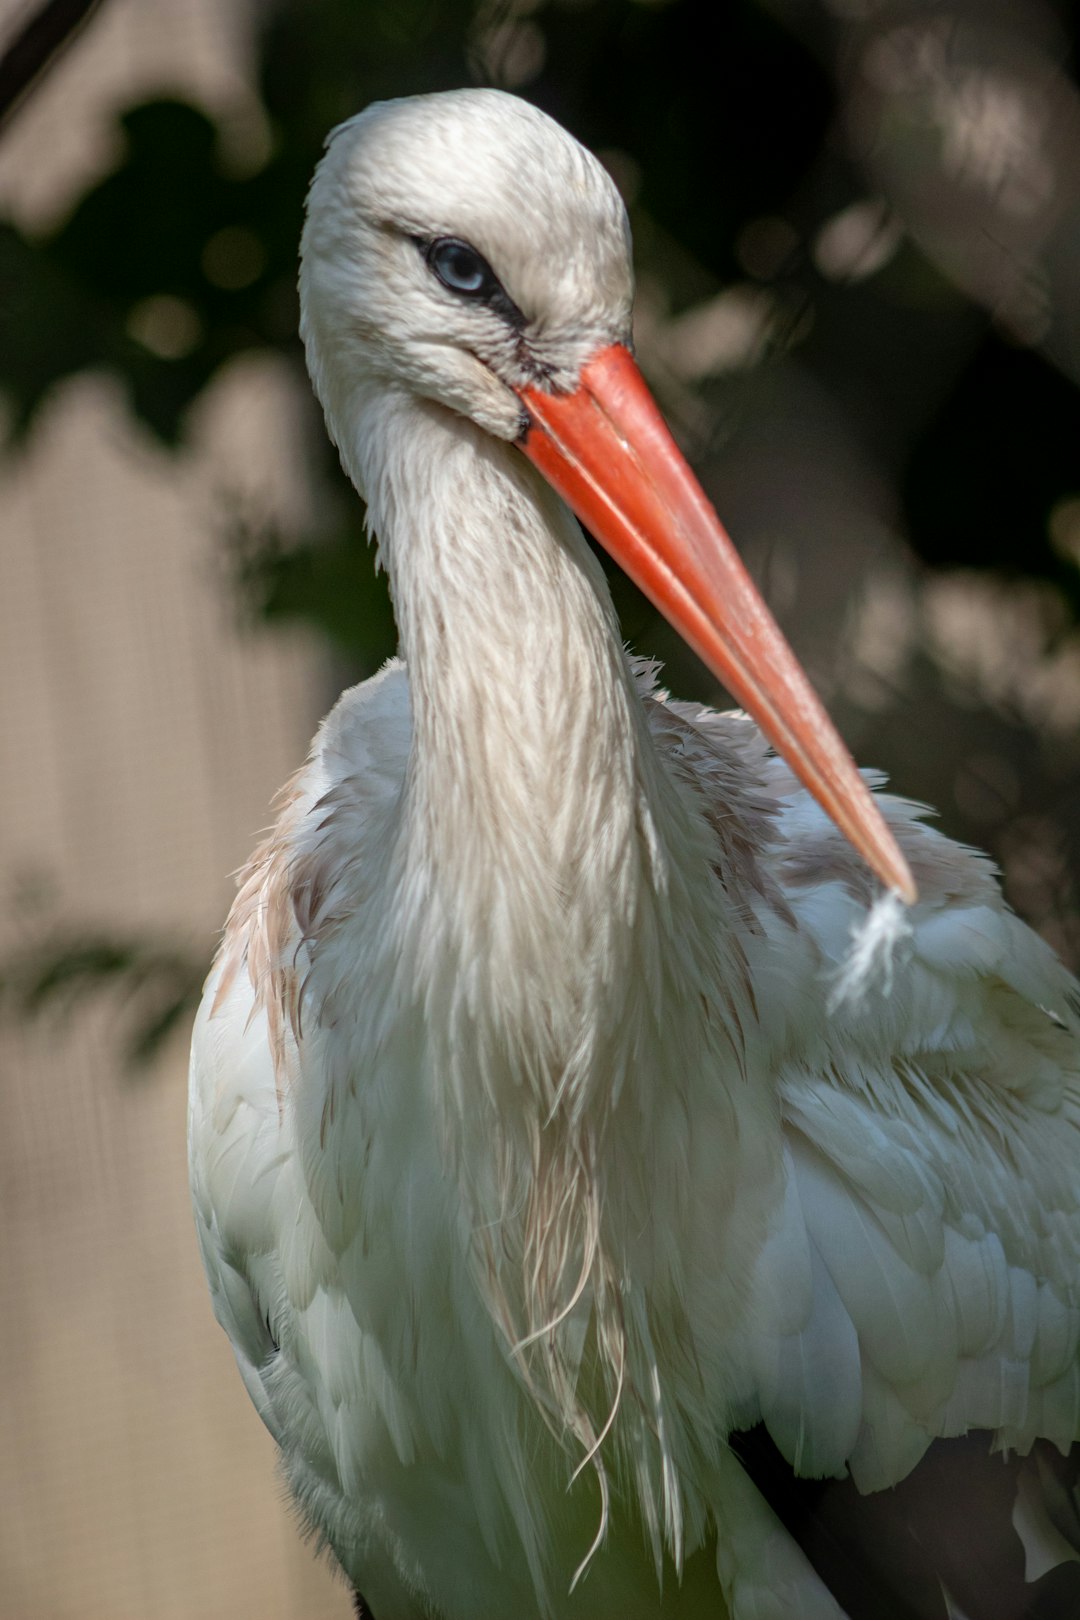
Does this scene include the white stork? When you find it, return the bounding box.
[189,89,1080,1619]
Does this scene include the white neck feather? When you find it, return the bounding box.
[348,383,679,1048]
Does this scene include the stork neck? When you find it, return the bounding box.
[352,386,662,888]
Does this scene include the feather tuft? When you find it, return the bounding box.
[828,889,913,1013]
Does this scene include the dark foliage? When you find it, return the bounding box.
[0,924,205,1068]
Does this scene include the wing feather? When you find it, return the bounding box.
[788,1130,953,1391]
[755,1232,864,1477]
[847,1357,934,1492]
[657,700,1080,1497]
[940,1224,1009,1358]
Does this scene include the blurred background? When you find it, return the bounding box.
[0,0,1078,1614]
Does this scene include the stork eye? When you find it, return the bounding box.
[426,237,495,297]
[419,235,527,331]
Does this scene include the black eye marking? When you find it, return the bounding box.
[419,235,527,331]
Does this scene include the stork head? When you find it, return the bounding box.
[300,89,917,906]
[300,88,633,438]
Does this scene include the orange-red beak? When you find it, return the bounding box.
[517,343,916,904]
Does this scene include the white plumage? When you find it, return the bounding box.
[189,89,1080,1619]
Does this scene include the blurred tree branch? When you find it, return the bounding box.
[0,0,107,129]
[0,925,206,1070]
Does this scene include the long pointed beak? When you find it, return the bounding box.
[517,343,916,904]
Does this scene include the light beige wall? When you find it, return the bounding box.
[0,2,352,1614]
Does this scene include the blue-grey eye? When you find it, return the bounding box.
[427,237,491,296]
[419,235,527,330]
